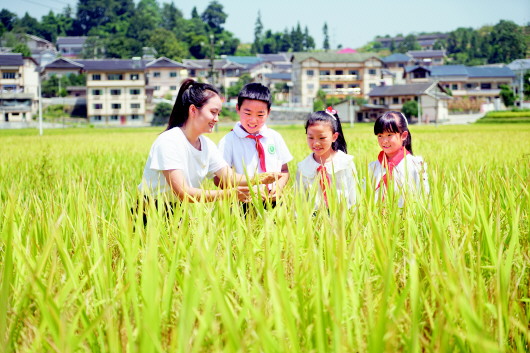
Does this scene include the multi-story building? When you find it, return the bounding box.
[407,50,447,66]
[0,53,38,122]
[56,36,88,58]
[291,52,384,107]
[375,34,449,50]
[145,57,188,98]
[183,58,246,91]
[404,64,515,102]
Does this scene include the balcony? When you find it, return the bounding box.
[321,87,362,95]
[319,74,360,81]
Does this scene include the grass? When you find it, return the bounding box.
[0,123,529,352]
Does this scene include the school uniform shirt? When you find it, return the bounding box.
[139,127,227,198]
[368,154,429,208]
[218,122,293,176]
[296,151,358,208]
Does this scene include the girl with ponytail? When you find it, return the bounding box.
[297,107,358,209]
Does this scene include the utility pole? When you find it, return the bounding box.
[208,33,215,85]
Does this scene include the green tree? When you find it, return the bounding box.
[397,34,420,53]
[12,42,31,56]
[402,100,419,119]
[151,102,173,126]
[0,9,17,31]
[251,11,263,54]
[303,26,315,51]
[323,22,329,51]
[499,84,516,107]
[201,1,227,34]
[147,28,188,60]
[291,23,304,52]
[16,12,40,36]
[488,20,526,64]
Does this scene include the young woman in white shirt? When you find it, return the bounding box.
[369,111,429,207]
[139,79,276,207]
[297,107,358,209]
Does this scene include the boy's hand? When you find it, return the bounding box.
[258,172,280,185]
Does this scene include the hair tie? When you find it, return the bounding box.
[325,106,337,120]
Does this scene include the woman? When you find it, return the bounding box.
[139,79,276,204]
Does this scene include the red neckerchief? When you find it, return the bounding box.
[317,164,331,207]
[245,134,266,172]
[376,147,410,191]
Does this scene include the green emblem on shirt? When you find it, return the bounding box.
[268,144,276,154]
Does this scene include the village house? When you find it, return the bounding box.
[0,53,39,122]
[375,34,449,51]
[56,36,88,58]
[367,82,451,123]
[290,52,384,107]
[404,64,515,103]
[145,57,188,99]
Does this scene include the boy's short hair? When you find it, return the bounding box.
[237,83,272,110]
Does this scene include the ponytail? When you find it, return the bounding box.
[305,107,347,153]
[165,79,220,131]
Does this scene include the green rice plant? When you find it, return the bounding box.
[0,123,529,352]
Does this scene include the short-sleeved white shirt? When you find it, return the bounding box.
[297,151,358,208]
[218,123,293,176]
[368,154,429,207]
[139,127,227,197]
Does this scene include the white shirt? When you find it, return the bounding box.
[368,154,429,207]
[218,122,293,176]
[297,150,358,208]
[139,127,227,197]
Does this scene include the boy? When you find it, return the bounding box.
[217,83,292,201]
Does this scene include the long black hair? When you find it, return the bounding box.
[305,108,347,153]
[165,78,220,131]
[373,111,413,155]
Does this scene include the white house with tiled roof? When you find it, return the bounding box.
[291,52,384,107]
[0,53,38,122]
[145,57,188,98]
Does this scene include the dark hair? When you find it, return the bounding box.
[304,109,347,153]
[165,78,220,131]
[373,111,413,154]
[237,83,272,110]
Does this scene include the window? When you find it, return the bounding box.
[92,74,101,80]
[131,115,142,120]
[111,103,121,109]
[480,83,491,89]
[154,86,160,91]
[170,86,177,90]
[369,69,377,75]
[398,63,404,68]
[130,89,141,95]
[130,73,139,80]
[93,104,103,109]
[153,72,161,78]
[379,98,385,105]
[451,84,458,90]
[307,83,314,90]
[170,72,177,77]
[335,70,343,75]
[2,72,16,79]
[306,70,314,76]
[131,103,141,109]
[369,83,376,89]
[466,83,474,89]
[92,115,102,121]
[190,70,196,76]
[110,115,119,121]
[348,84,359,88]
[92,89,102,95]
[110,89,121,95]
[321,84,330,89]
[107,74,123,80]
[349,70,358,76]
[320,70,330,76]
[392,97,399,104]
[336,84,344,89]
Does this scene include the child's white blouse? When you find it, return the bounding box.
[297,151,358,208]
[368,154,429,207]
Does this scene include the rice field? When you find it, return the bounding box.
[0,123,529,352]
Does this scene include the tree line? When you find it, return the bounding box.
[0,0,317,61]
[364,20,528,65]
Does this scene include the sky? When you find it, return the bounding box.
[4,0,530,49]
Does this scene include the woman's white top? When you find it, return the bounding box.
[139,127,227,198]
[297,151,358,208]
[368,154,429,207]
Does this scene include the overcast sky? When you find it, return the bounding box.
[5,0,530,49]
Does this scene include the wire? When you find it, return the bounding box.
[16,0,63,13]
